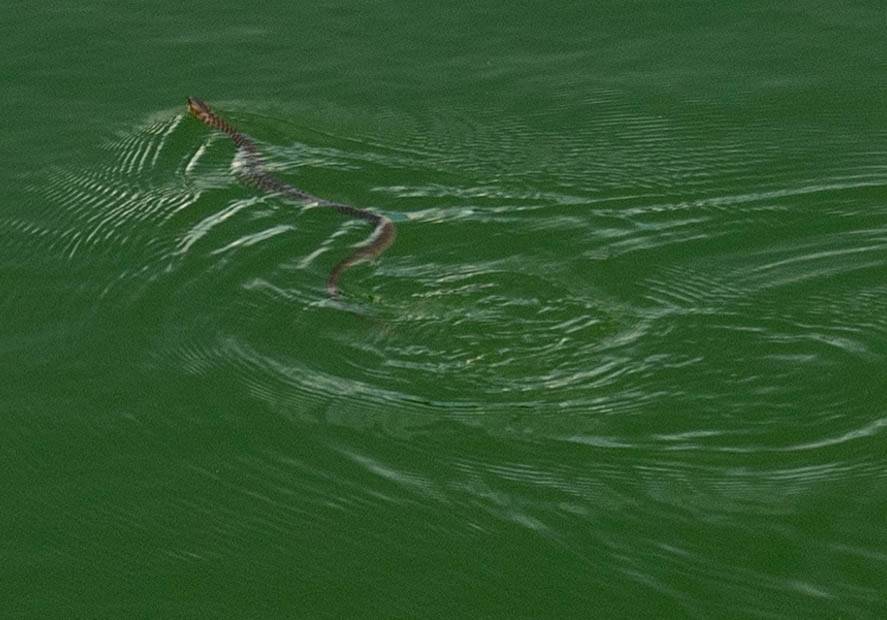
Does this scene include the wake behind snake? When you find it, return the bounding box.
[186,97,395,297]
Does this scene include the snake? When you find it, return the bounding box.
[186,97,395,297]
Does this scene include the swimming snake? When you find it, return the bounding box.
[186,97,395,296]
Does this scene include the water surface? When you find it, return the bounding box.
[3,1,886,617]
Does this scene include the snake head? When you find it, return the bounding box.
[186,97,211,119]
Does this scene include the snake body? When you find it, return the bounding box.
[186,97,395,296]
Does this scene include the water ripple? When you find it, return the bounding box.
[12,101,887,474]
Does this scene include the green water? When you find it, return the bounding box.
[4,2,887,617]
